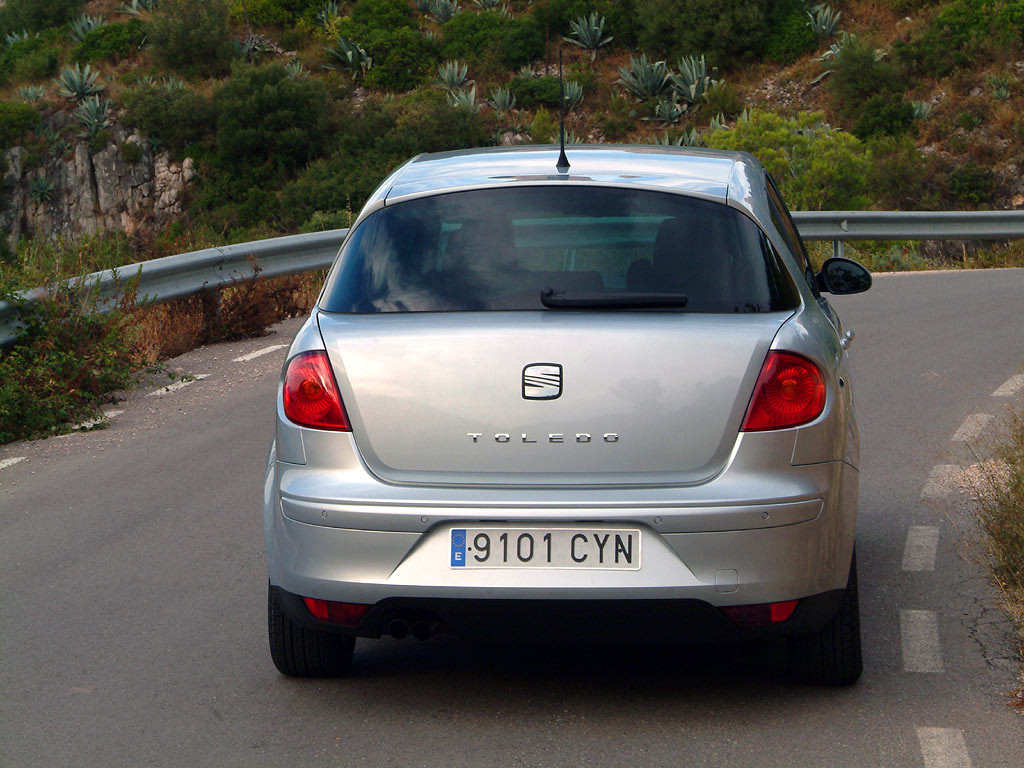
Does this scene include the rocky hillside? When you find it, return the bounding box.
[2,0,1024,276]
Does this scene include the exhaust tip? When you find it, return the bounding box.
[388,619,410,639]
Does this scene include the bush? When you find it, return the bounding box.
[765,2,818,65]
[634,0,766,67]
[0,284,139,444]
[507,75,562,109]
[150,0,232,78]
[0,37,60,85]
[228,0,321,25]
[362,26,440,93]
[529,107,557,143]
[947,159,995,206]
[852,94,915,139]
[0,101,40,149]
[596,94,635,141]
[440,11,543,76]
[72,19,148,64]
[705,110,871,211]
[280,89,489,228]
[122,84,214,156]
[826,38,905,120]
[866,134,942,210]
[0,0,83,35]
[530,0,637,48]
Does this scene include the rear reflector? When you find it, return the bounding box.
[302,597,370,626]
[741,351,826,432]
[282,350,351,431]
[721,599,799,628]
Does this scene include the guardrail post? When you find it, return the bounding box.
[832,240,845,259]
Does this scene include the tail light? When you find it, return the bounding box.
[740,351,826,432]
[282,351,351,431]
[721,599,799,628]
[303,597,369,626]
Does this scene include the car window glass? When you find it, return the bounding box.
[765,176,817,294]
[320,186,800,314]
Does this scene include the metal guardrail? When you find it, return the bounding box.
[4,210,1024,347]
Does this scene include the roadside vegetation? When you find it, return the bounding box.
[4,0,1024,441]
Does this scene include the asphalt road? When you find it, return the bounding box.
[2,269,1024,767]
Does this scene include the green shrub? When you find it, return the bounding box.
[150,0,232,78]
[72,19,148,64]
[507,75,563,109]
[947,159,995,206]
[119,140,144,164]
[634,0,766,67]
[341,0,417,38]
[362,26,440,93]
[866,134,941,210]
[0,37,60,85]
[228,0,321,25]
[0,0,83,35]
[693,81,742,122]
[765,2,818,65]
[705,110,871,211]
[529,107,557,143]
[440,10,543,76]
[0,101,40,149]
[597,94,635,141]
[280,89,489,228]
[826,38,905,119]
[852,94,915,139]
[122,84,214,156]
[530,0,637,48]
[0,284,139,444]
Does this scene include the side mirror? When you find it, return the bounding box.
[815,257,872,295]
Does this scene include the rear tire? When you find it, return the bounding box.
[268,586,355,677]
[788,552,863,685]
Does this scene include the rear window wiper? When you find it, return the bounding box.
[540,288,688,309]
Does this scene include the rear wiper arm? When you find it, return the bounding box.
[540,288,688,309]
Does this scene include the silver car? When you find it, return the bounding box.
[264,145,871,684]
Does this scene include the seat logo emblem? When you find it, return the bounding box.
[522,363,563,400]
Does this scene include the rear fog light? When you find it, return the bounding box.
[721,599,799,628]
[302,597,370,626]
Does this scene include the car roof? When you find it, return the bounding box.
[361,145,768,223]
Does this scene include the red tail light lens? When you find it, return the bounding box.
[282,351,350,431]
[741,351,826,432]
[721,599,799,628]
[302,597,370,626]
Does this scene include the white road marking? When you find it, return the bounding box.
[992,374,1024,397]
[901,610,944,672]
[921,465,960,499]
[233,344,286,363]
[951,413,994,442]
[70,409,124,432]
[0,457,26,470]
[146,374,209,397]
[902,526,940,571]
[917,728,972,768]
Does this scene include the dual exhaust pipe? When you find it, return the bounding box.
[388,618,437,641]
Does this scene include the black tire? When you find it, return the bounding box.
[268,586,355,677]
[788,552,863,685]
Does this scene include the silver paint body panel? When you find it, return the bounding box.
[265,146,862,615]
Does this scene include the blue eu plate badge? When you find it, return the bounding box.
[450,529,467,567]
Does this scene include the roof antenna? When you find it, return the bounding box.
[556,48,570,174]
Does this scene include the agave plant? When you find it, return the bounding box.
[54,63,104,101]
[564,13,612,61]
[286,59,307,79]
[17,85,46,102]
[642,98,685,126]
[670,55,720,105]
[562,80,584,111]
[323,35,373,78]
[119,0,157,15]
[473,0,502,8]
[447,84,479,111]
[5,29,35,44]
[438,60,470,90]
[807,3,841,38]
[708,112,728,132]
[316,0,340,27]
[73,96,112,139]
[910,100,932,120]
[989,75,1011,102]
[487,85,516,112]
[562,130,583,145]
[679,126,702,147]
[617,54,670,102]
[413,0,433,12]
[30,176,55,204]
[430,0,460,24]
[69,14,105,44]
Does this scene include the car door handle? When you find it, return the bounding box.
[840,330,855,350]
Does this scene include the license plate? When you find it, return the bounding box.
[450,528,641,570]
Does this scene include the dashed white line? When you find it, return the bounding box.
[902,526,940,571]
[146,374,210,397]
[951,413,994,442]
[901,609,944,672]
[921,465,960,499]
[0,457,26,470]
[917,727,972,768]
[992,374,1024,397]
[233,344,286,363]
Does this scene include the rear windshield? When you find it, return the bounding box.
[319,186,799,313]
